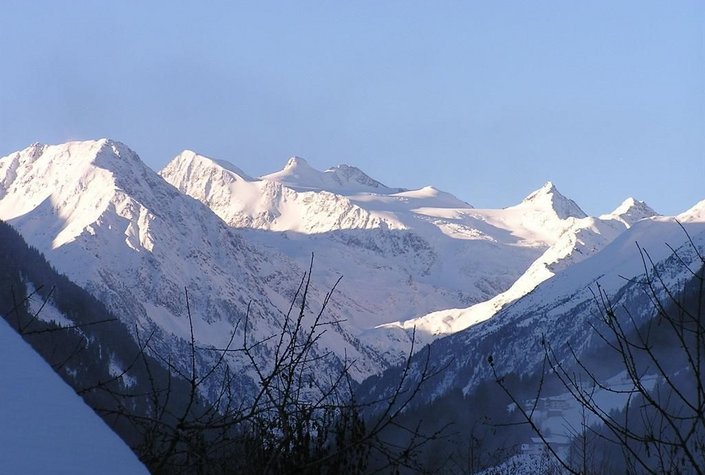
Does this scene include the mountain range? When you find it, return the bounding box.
[1,138,704,471]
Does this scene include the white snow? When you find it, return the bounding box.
[24,281,73,327]
[261,156,391,193]
[161,150,402,233]
[678,199,705,223]
[600,197,659,226]
[3,137,703,475]
[159,149,705,358]
[0,316,147,474]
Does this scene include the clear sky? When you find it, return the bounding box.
[1,1,703,215]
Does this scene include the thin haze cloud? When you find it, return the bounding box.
[0,1,702,215]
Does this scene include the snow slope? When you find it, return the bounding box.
[381,197,659,335]
[0,317,147,475]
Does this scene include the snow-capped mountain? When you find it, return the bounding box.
[0,140,395,392]
[4,137,702,473]
[2,138,688,405]
[161,152,590,340]
[515,181,586,221]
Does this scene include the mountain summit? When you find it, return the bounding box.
[324,163,389,190]
[515,181,587,220]
[262,157,390,193]
[603,197,658,226]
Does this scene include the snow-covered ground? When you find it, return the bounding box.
[515,371,659,447]
[0,317,147,474]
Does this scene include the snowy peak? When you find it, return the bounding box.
[276,155,316,177]
[25,142,48,160]
[520,181,558,202]
[324,164,389,190]
[1,139,123,218]
[0,138,185,250]
[161,150,402,233]
[603,197,658,226]
[678,200,705,223]
[515,181,587,220]
[262,157,390,194]
[284,155,310,170]
[392,186,472,208]
[184,150,253,181]
[163,150,255,189]
[98,138,135,159]
[11,138,127,168]
[262,156,324,189]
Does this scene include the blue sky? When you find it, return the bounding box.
[1,1,703,215]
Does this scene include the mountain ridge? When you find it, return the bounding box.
[3,137,701,399]
[160,146,598,334]
[0,139,398,392]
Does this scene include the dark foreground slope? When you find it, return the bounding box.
[0,220,199,471]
